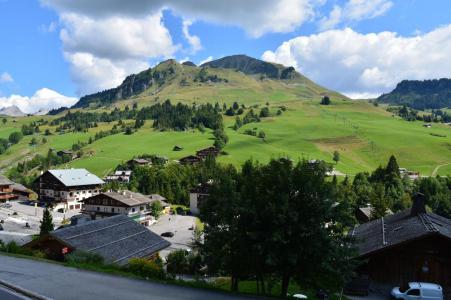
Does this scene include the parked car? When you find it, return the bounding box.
[391,282,443,300]
[161,232,174,238]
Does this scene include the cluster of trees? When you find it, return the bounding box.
[199,158,356,297]
[224,102,244,116]
[194,68,227,83]
[388,105,450,123]
[21,123,40,135]
[0,131,24,154]
[320,96,331,105]
[51,100,224,133]
[7,149,74,188]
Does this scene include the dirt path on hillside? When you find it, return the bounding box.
[432,162,451,176]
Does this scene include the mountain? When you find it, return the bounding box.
[378,78,451,110]
[201,54,298,79]
[72,55,347,109]
[0,105,26,117]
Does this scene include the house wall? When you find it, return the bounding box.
[39,172,102,211]
[361,235,451,290]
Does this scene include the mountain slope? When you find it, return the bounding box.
[0,105,26,117]
[201,54,298,79]
[378,78,451,109]
[72,55,347,109]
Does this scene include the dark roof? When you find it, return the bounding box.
[196,146,219,158]
[51,215,170,265]
[0,175,14,186]
[179,155,202,165]
[352,209,451,257]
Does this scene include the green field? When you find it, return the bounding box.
[1,99,450,177]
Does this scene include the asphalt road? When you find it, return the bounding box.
[0,254,258,300]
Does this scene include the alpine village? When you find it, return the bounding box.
[0,2,451,299]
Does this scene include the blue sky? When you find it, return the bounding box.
[0,0,450,113]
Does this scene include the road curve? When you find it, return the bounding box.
[0,254,258,300]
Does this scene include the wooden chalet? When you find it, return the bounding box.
[352,194,451,294]
[25,215,170,265]
[127,158,151,167]
[0,175,32,202]
[81,190,166,226]
[195,146,220,160]
[179,155,202,165]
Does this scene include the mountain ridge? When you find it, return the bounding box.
[72,54,347,109]
[378,78,451,109]
[0,105,26,117]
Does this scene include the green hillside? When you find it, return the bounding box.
[0,56,450,178]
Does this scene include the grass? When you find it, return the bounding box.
[1,99,450,177]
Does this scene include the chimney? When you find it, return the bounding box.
[411,192,426,216]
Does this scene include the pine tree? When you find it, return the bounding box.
[40,207,54,236]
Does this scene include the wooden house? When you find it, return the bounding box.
[25,215,170,264]
[352,194,451,294]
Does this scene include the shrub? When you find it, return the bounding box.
[166,249,189,275]
[128,258,166,280]
[66,250,104,265]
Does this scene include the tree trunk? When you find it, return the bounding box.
[280,272,290,298]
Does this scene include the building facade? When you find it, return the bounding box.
[81,191,166,226]
[38,169,104,211]
[189,181,212,215]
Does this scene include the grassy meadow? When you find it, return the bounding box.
[1,98,450,177]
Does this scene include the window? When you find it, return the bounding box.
[97,207,100,211]
[407,289,420,296]
[131,208,135,212]
[111,208,115,213]
[70,192,73,197]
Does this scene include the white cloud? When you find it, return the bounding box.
[319,0,393,30]
[0,72,14,83]
[198,56,213,65]
[182,19,202,54]
[0,88,78,114]
[262,25,451,96]
[56,11,177,95]
[42,0,316,37]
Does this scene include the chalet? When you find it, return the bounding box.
[352,194,451,293]
[399,168,420,180]
[0,175,32,202]
[25,215,170,265]
[104,170,132,183]
[56,150,77,160]
[0,176,16,202]
[179,155,202,165]
[127,158,151,167]
[38,169,104,211]
[189,180,212,215]
[81,190,167,226]
[196,146,220,159]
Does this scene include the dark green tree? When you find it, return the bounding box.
[40,207,54,236]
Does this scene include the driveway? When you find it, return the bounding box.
[0,254,258,300]
[0,201,80,244]
[149,214,197,258]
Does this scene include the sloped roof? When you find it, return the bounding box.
[48,169,104,187]
[0,175,14,186]
[97,191,153,207]
[51,215,170,265]
[352,209,451,257]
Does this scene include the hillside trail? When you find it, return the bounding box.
[431,162,451,177]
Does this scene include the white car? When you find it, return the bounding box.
[391,282,443,300]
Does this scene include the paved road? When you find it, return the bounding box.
[0,254,258,300]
